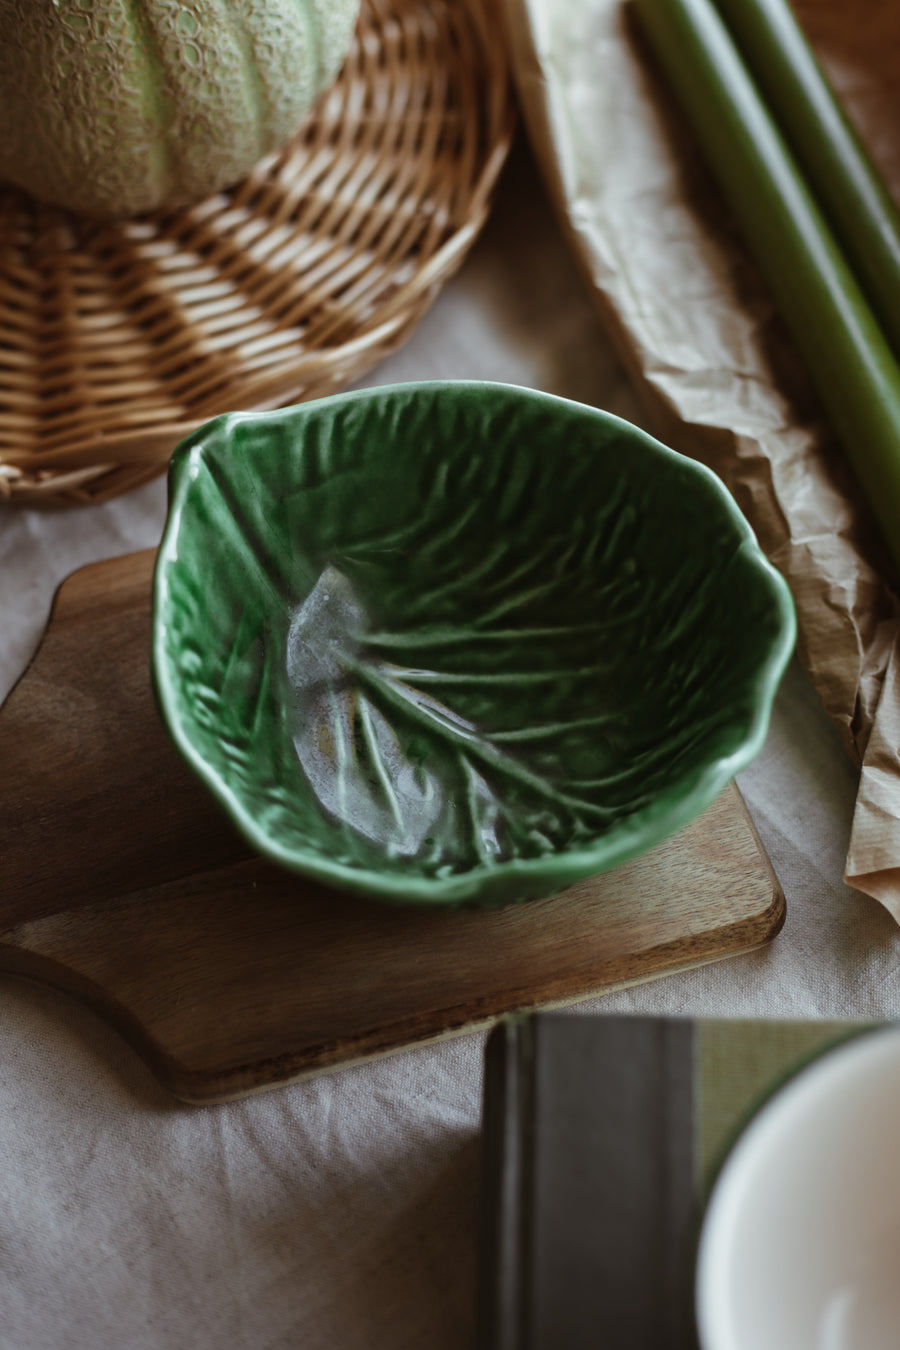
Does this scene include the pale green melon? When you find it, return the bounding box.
[0,0,360,217]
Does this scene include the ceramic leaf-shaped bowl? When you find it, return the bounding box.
[152,381,795,908]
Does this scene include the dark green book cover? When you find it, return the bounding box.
[476,1011,861,1350]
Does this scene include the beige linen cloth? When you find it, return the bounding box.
[504,0,900,917]
[4,131,900,1350]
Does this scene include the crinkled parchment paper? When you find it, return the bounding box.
[503,0,900,919]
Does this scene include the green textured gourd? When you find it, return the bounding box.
[0,0,360,217]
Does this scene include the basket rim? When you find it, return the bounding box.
[0,0,515,507]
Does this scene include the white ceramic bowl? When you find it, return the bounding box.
[695,1024,900,1350]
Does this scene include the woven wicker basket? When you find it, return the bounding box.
[0,0,514,508]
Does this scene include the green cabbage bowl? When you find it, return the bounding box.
[151,381,795,908]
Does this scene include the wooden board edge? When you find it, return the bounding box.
[0,880,784,1105]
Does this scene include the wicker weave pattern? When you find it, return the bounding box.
[0,0,514,507]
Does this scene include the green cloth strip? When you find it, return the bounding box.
[695,1018,865,1194]
[632,0,900,576]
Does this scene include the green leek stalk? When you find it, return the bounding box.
[714,0,900,365]
[631,0,900,575]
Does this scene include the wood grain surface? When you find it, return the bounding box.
[0,550,784,1103]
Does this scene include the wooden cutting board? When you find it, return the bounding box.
[0,550,784,1104]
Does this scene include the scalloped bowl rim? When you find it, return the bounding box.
[152,380,796,906]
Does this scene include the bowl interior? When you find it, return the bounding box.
[152,381,794,905]
[695,1026,900,1350]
